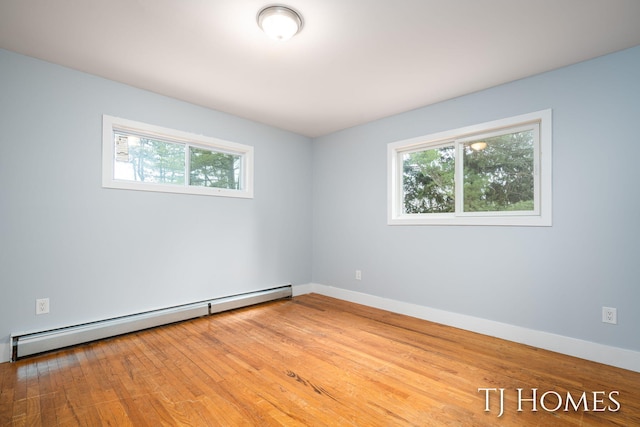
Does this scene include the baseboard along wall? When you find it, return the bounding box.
[7,285,292,363]
[3,283,636,372]
[293,283,640,373]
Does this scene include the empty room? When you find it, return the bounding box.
[1,1,639,425]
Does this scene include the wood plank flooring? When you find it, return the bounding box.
[1,293,639,426]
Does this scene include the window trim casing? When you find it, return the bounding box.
[387,109,552,226]
[102,115,254,198]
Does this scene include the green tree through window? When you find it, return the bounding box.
[114,135,241,190]
[462,130,534,212]
[401,130,534,215]
[104,115,253,198]
[189,147,240,189]
[123,136,185,184]
[402,146,455,213]
[388,109,551,226]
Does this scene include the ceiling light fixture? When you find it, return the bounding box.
[470,141,488,151]
[257,5,303,41]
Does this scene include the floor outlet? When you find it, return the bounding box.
[36,298,50,315]
[602,307,617,324]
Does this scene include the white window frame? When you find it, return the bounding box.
[102,115,254,198]
[388,109,552,226]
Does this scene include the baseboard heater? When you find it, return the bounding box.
[11,284,292,362]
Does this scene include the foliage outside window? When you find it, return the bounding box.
[103,116,253,198]
[388,110,551,226]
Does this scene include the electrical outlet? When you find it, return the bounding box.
[355,270,362,281]
[36,298,50,315]
[602,307,617,324]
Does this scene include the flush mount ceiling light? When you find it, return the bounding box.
[257,5,303,41]
[470,141,488,151]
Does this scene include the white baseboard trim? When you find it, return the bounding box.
[293,283,640,373]
[292,283,316,297]
[0,342,9,364]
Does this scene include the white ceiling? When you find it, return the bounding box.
[1,1,640,137]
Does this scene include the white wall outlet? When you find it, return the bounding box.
[355,270,362,281]
[602,306,617,324]
[36,298,50,315]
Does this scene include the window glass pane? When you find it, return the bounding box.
[402,146,455,213]
[462,129,534,212]
[189,147,241,189]
[113,133,185,184]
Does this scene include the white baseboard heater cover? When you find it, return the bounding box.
[11,285,292,362]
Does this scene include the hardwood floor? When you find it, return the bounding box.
[1,293,639,426]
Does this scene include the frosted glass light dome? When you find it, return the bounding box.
[257,5,303,41]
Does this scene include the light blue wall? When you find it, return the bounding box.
[0,49,312,361]
[2,45,639,364]
[312,46,640,352]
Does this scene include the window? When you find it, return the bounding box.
[102,115,254,198]
[388,110,551,226]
